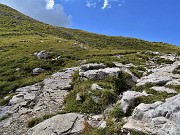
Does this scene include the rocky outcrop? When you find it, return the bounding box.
[137,61,180,86]
[120,91,148,113]
[27,113,85,135]
[0,67,78,135]
[123,94,180,135]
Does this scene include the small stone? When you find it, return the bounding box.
[91,96,100,103]
[76,93,82,101]
[32,68,45,75]
[91,83,103,90]
[99,121,106,128]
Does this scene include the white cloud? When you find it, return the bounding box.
[0,0,72,27]
[102,0,108,9]
[45,0,55,10]
[86,1,96,8]
[84,0,124,9]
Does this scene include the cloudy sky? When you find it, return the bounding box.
[0,0,180,46]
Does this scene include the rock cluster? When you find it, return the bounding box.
[123,94,180,135]
[137,61,180,86]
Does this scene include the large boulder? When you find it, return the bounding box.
[123,94,180,135]
[120,91,148,113]
[27,113,85,135]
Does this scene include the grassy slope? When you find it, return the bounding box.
[0,3,180,99]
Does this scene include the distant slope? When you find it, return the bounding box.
[0,4,179,52]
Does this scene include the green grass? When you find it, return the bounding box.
[166,85,180,93]
[155,57,174,65]
[135,91,176,105]
[110,104,125,121]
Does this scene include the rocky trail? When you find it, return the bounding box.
[0,52,180,135]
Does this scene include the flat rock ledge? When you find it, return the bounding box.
[27,113,85,135]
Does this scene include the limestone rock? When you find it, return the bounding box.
[32,68,45,75]
[123,94,180,135]
[79,67,120,80]
[165,79,180,86]
[36,50,52,59]
[76,93,82,101]
[27,113,84,135]
[136,61,180,86]
[80,63,106,72]
[91,83,103,90]
[120,91,148,113]
[151,86,177,94]
[16,84,41,93]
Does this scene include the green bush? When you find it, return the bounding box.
[110,104,124,120]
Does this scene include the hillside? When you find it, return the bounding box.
[0,4,180,135]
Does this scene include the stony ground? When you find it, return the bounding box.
[0,52,180,135]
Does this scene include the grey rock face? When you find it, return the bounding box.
[123,94,180,135]
[9,84,41,106]
[0,67,78,135]
[32,68,45,75]
[137,61,180,86]
[79,67,120,80]
[27,113,84,135]
[120,91,148,113]
[151,86,177,94]
[165,79,180,86]
[80,63,106,72]
[36,50,52,59]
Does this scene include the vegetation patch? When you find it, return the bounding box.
[135,90,176,105]
[110,104,125,121]
[0,93,16,106]
[166,85,180,93]
[64,71,130,114]
[0,114,9,122]
[27,114,54,128]
[155,57,174,65]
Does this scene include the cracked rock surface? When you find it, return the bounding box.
[27,113,84,135]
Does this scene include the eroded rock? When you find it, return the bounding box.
[27,113,84,135]
[36,50,52,59]
[123,94,180,135]
[120,91,148,113]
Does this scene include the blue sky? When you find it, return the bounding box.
[0,0,180,46]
